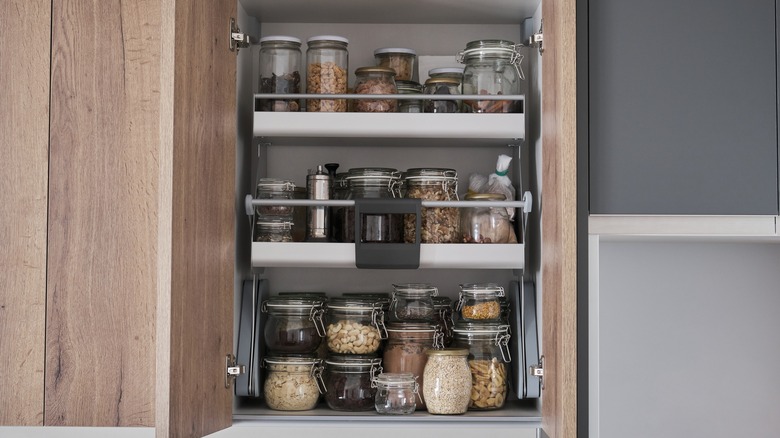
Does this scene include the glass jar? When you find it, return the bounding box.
[389,283,438,322]
[330,172,349,242]
[325,297,387,354]
[452,321,511,410]
[306,35,349,112]
[382,323,441,410]
[354,66,398,113]
[254,218,293,242]
[402,168,460,243]
[432,296,454,347]
[422,348,472,415]
[324,354,382,411]
[374,47,418,82]
[263,355,325,411]
[396,80,423,113]
[459,39,523,113]
[428,67,464,83]
[373,372,418,415]
[459,193,513,243]
[258,36,302,112]
[457,283,505,322]
[423,77,461,113]
[255,178,298,220]
[341,168,403,243]
[263,297,326,354]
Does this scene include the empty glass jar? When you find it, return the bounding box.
[373,372,418,415]
[389,283,438,322]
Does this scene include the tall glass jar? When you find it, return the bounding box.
[325,297,387,355]
[382,323,441,410]
[396,80,423,113]
[459,39,523,113]
[422,348,472,415]
[323,354,382,411]
[263,355,325,411]
[389,283,438,322]
[452,321,511,410]
[423,77,461,113]
[306,35,348,112]
[402,168,460,243]
[456,283,505,322]
[459,193,513,243]
[258,36,302,112]
[354,66,398,113]
[373,372,418,415]
[341,168,403,243]
[263,297,326,354]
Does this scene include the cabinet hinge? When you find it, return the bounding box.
[225,353,246,389]
[527,20,544,55]
[229,18,250,53]
[529,355,545,390]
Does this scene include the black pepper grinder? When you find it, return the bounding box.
[306,165,331,241]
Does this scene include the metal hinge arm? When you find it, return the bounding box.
[225,353,246,388]
[229,18,250,53]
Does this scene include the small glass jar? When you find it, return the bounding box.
[324,354,382,411]
[374,47,418,82]
[306,35,349,112]
[457,283,505,321]
[341,168,403,243]
[402,168,460,243]
[422,348,472,415]
[254,218,293,242]
[423,77,461,113]
[325,297,387,354]
[263,297,326,354]
[389,283,438,322]
[459,39,523,113]
[354,66,398,112]
[459,193,513,243]
[373,372,419,415]
[255,178,298,220]
[258,36,302,112]
[383,323,441,410]
[432,296,455,347]
[428,67,464,83]
[452,322,511,411]
[263,355,325,411]
[396,80,423,113]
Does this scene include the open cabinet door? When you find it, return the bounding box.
[540,0,578,436]
[157,0,238,436]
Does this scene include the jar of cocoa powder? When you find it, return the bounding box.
[382,323,441,410]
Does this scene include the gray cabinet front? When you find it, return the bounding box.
[589,0,778,214]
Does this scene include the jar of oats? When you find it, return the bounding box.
[457,283,505,322]
[263,355,325,411]
[402,168,460,243]
[422,348,472,414]
[452,321,511,410]
[306,35,348,112]
[354,66,398,112]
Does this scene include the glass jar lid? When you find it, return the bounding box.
[374,47,417,56]
[426,347,468,357]
[403,168,458,182]
[355,66,397,76]
[263,297,327,335]
[392,283,438,298]
[432,296,452,309]
[325,354,382,374]
[428,67,464,76]
[264,296,326,309]
[372,372,417,388]
[396,80,423,94]
[459,283,505,298]
[307,35,349,44]
[465,193,506,201]
[256,178,296,192]
[256,219,293,230]
[385,322,437,333]
[452,322,511,362]
[459,39,520,61]
[259,35,302,45]
[424,77,461,86]
[327,297,385,311]
[264,354,322,366]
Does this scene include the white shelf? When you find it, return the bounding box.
[589,215,780,239]
[251,242,524,269]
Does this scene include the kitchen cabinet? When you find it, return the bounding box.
[588,0,779,215]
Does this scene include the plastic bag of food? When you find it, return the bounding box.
[487,154,515,220]
[467,172,489,196]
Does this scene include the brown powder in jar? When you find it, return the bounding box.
[382,341,429,409]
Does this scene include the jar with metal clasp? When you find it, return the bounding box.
[389,283,438,322]
[382,322,443,410]
[341,167,403,243]
[402,168,459,243]
[262,296,326,354]
[458,39,524,113]
[373,372,419,415]
[456,283,505,322]
[452,321,512,410]
[324,354,383,411]
[263,354,325,411]
[325,297,388,355]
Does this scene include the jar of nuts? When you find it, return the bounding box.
[402,168,460,243]
[389,283,438,322]
[258,35,302,112]
[306,35,349,112]
[458,39,523,113]
[452,321,511,411]
[354,66,398,113]
[263,355,325,411]
[422,348,472,415]
[262,296,326,354]
[456,283,505,321]
[374,47,418,82]
[325,297,388,355]
[254,218,294,242]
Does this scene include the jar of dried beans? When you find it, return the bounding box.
[306,35,348,112]
[422,348,472,415]
[258,35,302,111]
[402,168,459,243]
[323,354,382,411]
[452,321,511,410]
[457,283,505,322]
[354,66,398,113]
[341,167,403,243]
[458,39,523,113]
[382,323,441,410]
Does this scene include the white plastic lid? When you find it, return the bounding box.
[259,35,301,44]
[374,47,417,56]
[428,67,464,76]
[307,35,349,44]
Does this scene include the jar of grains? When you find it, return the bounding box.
[254,218,294,242]
[396,80,423,113]
[341,167,403,243]
[324,354,383,411]
[255,178,298,220]
[354,66,398,112]
[460,193,513,243]
[374,47,418,82]
[422,348,472,415]
[325,297,387,355]
[263,355,325,411]
[383,323,442,410]
[423,77,461,113]
[306,35,348,112]
[452,321,511,410]
[458,39,523,113]
[258,35,302,112]
[263,296,326,354]
[432,296,455,347]
[373,372,419,415]
[457,283,505,322]
[389,283,438,322]
[402,168,460,243]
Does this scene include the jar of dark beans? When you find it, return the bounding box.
[324,354,382,411]
[389,283,438,322]
[341,168,403,243]
[258,36,302,112]
[423,77,461,113]
[263,296,326,354]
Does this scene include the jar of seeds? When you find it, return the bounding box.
[402,168,459,243]
[422,348,472,415]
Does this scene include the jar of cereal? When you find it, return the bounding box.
[306,35,348,112]
[263,355,325,411]
[402,168,459,243]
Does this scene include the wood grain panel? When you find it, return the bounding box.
[156,0,237,436]
[0,0,51,426]
[541,0,578,436]
[46,0,161,426]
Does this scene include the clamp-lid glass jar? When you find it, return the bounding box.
[254,218,293,243]
[324,354,383,411]
[383,323,442,410]
[422,348,472,415]
[459,193,513,243]
[255,178,298,220]
[263,296,326,354]
[459,39,523,113]
[306,35,349,112]
[325,297,387,354]
[432,296,455,347]
[452,321,511,410]
[373,372,419,415]
[341,167,403,243]
[258,35,302,112]
[428,67,464,82]
[389,283,438,322]
[354,66,398,113]
[396,80,423,113]
[263,355,325,411]
[457,283,505,321]
[402,168,460,243]
[423,77,461,113]
[374,47,418,82]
